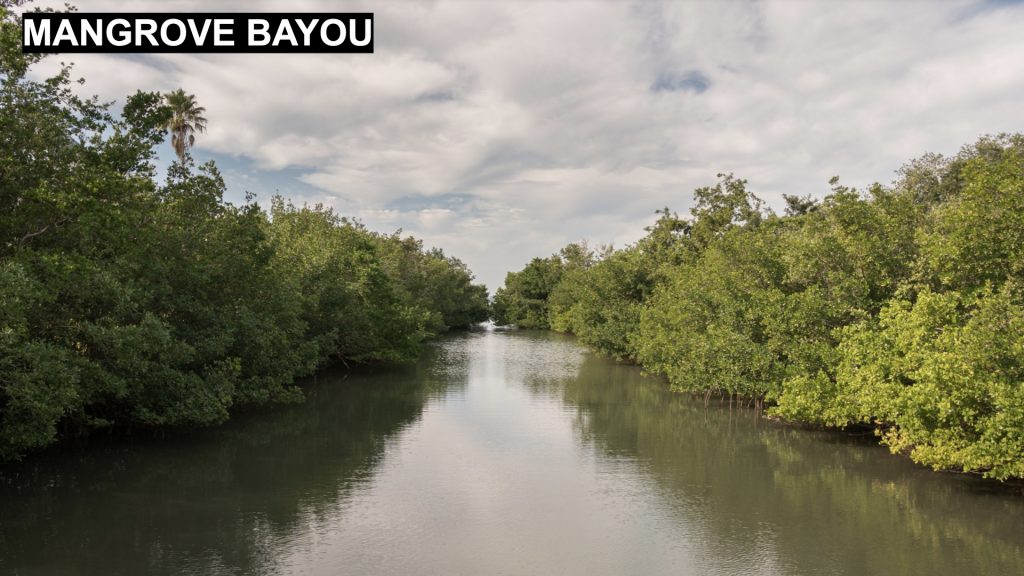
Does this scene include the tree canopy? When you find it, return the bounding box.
[0,6,488,459]
[496,137,1024,481]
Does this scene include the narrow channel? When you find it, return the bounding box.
[1,329,1021,576]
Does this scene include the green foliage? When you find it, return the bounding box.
[552,248,649,359]
[492,256,564,329]
[267,199,427,365]
[636,225,787,399]
[502,137,1024,479]
[0,7,487,459]
[833,288,1024,480]
[916,134,1024,290]
[374,235,489,332]
[689,173,764,249]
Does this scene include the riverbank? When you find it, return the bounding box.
[495,135,1024,481]
[0,14,490,460]
[3,330,1023,576]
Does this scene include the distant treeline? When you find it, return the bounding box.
[495,136,1024,481]
[0,9,488,459]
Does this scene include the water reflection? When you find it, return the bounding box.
[0,330,1022,576]
[561,334,1024,576]
[0,349,457,576]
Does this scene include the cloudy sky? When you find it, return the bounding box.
[26,0,1024,290]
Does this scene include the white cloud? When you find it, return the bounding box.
[23,0,1024,289]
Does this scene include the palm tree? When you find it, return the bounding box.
[164,89,207,163]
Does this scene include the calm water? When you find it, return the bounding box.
[1,330,1023,575]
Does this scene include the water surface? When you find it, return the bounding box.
[1,330,1022,575]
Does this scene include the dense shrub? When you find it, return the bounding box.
[0,6,487,458]
[497,140,1024,479]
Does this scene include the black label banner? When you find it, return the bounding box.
[22,13,374,53]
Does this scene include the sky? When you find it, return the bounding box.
[24,0,1024,291]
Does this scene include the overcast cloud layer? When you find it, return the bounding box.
[27,0,1024,290]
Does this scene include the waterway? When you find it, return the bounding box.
[1,330,1022,575]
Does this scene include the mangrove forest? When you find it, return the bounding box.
[495,137,1024,481]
